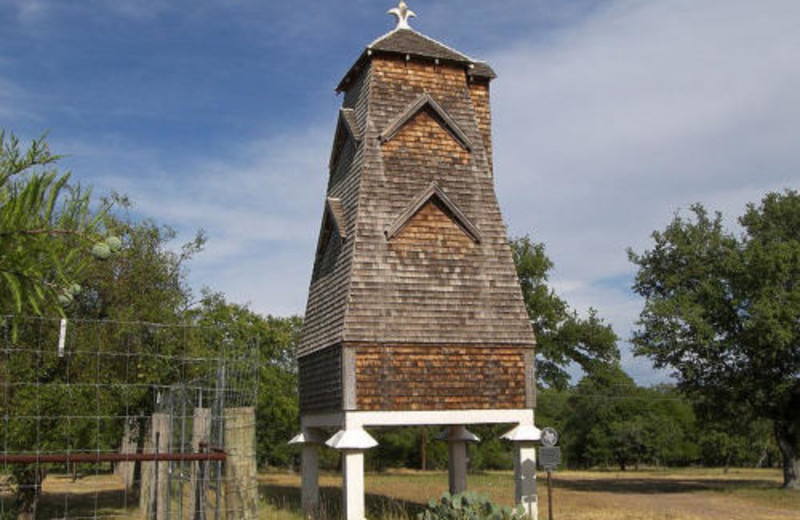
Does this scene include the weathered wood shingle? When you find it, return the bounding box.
[337,28,496,93]
[300,24,534,359]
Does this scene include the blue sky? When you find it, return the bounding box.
[2,0,799,385]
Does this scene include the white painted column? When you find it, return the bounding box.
[440,425,480,494]
[502,424,541,520]
[326,427,378,520]
[342,450,366,520]
[513,442,538,520]
[289,429,325,517]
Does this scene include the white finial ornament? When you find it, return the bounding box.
[389,1,416,29]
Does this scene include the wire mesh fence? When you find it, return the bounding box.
[0,316,259,519]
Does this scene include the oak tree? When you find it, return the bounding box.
[629,190,800,489]
[512,236,619,389]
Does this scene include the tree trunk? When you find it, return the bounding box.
[756,447,768,469]
[13,466,45,520]
[421,427,427,471]
[774,420,800,490]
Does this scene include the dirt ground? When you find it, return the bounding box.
[1,468,797,519]
[533,470,798,520]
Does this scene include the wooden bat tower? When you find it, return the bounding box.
[291,3,541,518]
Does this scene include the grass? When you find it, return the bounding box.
[2,468,798,519]
[259,468,800,520]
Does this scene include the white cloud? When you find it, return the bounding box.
[2,0,50,23]
[489,0,800,383]
[102,0,171,20]
[86,125,331,317]
[0,77,40,122]
[1,0,190,25]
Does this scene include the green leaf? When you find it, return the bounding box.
[2,272,22,313]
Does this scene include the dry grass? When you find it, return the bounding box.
[1,474,139,519]
[1,468,797,519]
[259,468,800,520]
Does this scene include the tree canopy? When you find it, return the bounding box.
[0,132,114,318]
[562,366,698,470]
[511,236,619,389]
[188,292,301,469]
[629,190,800,489]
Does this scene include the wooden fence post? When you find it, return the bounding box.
[139,413,171,519]
[189,407,211,519]
[223,407,257,520]
[116,420,138,492]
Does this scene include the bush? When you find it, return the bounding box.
[417,491,523,520]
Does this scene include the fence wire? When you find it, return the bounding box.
[0,316,259,520]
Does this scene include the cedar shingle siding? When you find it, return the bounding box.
[299,26,535,414]
[355,344,529,411]
[298,345,343,413]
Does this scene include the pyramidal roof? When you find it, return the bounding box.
[336,6,495,92]
[370,28,473,65]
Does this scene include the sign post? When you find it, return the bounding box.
[539,427,561,520]
[547,468,553,520]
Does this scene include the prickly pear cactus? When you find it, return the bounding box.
[417,491,524,520]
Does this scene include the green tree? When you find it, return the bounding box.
[0,132,122,517]
[564,365,640,469]
[511,236,619,389]
[564,367,697,470]
[629,190,800,489]
[189,292,301,468]
[0,132,112,318]
[0,133,207,516]
[71,196,203,324]
[644,385,698,467]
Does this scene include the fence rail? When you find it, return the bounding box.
[0,452,227,464]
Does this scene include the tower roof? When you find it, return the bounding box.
[336,8,496,93]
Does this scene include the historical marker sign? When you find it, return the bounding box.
[539,446,562,471]
[540,427,559,447]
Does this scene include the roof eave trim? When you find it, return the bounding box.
[335,50,490,93]
[468,61,498,80]
[340,108,362,141]
[328,109,362,170]
[385,182,482,244]
[326,197,348,241]
[336,51,370,93]
[379,92,473,151]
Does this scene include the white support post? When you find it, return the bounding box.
[513,442,538,520]
[342,450,366,520]
[325,427,378,520]
[502,424,541,520]
[289,430,325,518]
